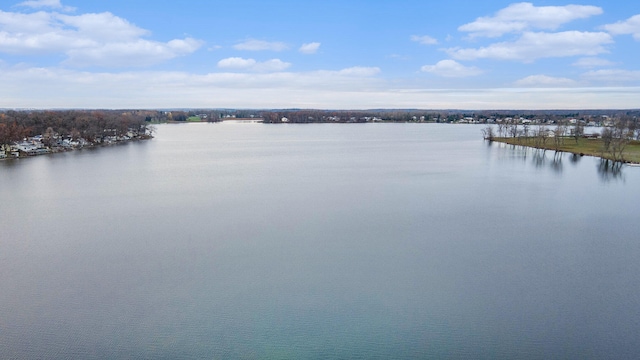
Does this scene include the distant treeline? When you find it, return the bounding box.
[2,109,640,145]
[260,109,469,123]
[258,109,640,124]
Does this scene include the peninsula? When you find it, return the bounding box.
[482,119,640,164]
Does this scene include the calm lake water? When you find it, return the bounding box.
[1,123,639,359]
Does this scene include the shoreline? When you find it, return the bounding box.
[0,136,152,161]
[489,136,640,165]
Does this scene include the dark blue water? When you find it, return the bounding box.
[1,123,639,359]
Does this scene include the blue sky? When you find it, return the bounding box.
[1,0,639,109]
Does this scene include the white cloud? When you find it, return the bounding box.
[582,69,640,83]
[448,31,613,61]
[0,9,202,67]
[411,35,438,45]
[459,2,603,38]
[56,13,149,41]
[217,57,291,72]
[572,57,616,68]
[514,75,577,87]
[217,57,257,69]
[602,14,640,41]
[299,42,320,54]
[17,0,75,11]
[421,60,482,77]
[336,66,381,77]
[65,38,202,67]
[253,59,291,72]
[233,39,288,51]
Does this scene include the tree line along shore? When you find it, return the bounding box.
[482,118,640,164]
[2,109,639,162]
[0,110,154,159]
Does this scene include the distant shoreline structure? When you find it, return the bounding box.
[0,134,152,161]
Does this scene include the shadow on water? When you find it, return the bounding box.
[531,149,563,174]
[490,140,630,182]
[0,158,21,168]
[569,153,582,165]
[550,152,563,174]
[531,149,545,169]
[597,159,625,183]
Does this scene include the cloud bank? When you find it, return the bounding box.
[514,75,577,87]
[603,14,640,40]
[448,31,612,61]
[459,2,603,38]
[0,9,202,67]
[217,57,292,72]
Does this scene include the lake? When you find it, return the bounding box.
[1,123,639,359]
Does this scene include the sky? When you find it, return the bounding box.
[0,0,639,109]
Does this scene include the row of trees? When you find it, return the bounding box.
[600,122,637,161]
[486,120,587,149]
[483,117,639,162]
[0,110,153,147]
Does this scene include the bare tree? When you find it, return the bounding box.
[508,119,519,138]
[522,123,530,139]
[43,127,56,147]
[572,121,584,144]
[601,128,613,151]
[601,120,631,162]
[553,122,567,150]
[534,125,548,147]
[481,126,495,141]
[497,122,506,137]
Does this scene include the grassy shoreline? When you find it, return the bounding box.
[490,136,640,164]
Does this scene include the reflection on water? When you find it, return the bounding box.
[0,158,22,168]
[569,153,582,165]
[490,141,630,181]
[550,152,563,174]
[529,149,564,174]
[597,159,625,183]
